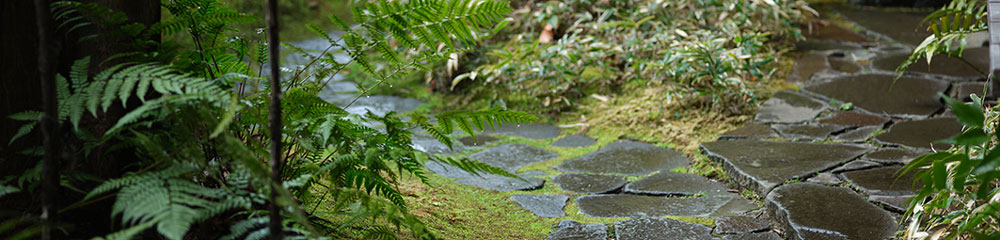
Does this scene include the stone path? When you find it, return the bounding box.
[288,3,983,239]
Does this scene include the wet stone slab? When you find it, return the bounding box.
[773,124,845,140]
[701,140,869,193]
[754,91,827,123]
[550,134,597,147]
[712,197,759,217]
[832,126,881,142]
[339,95,425,116]
[865,148,928,164]
[872,48,989,78]
[874,118,961,150]
[458,135,500,148]
[838,7,930,46]
[425,161,476,179]
[480,122,560,140]
[795,41,865,51]
[509,194,568,218]
[807,172,843,185]
[831,160,880,173]
[551,173,626,194]
[545,220,607,240]
[817,111,889,126]
[803,21,873,43]
[411,134,464,155]
[614,217,718,240]
[714,215,770,235]
[467,143,558,172]
[953,81,987,101]
[828,53,862,73]
[454,174,545,192]
[724,232,782,240]
[841,166,920,196]
[556,140,689,176]
[804,74,948,118]
[575,195,730,218]
[766,183,897,240]
[786,53,830,83]
[624,171,729,196]
[718,123,779,140]
[870,195,914,213]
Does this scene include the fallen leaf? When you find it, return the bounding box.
[539,24,554,43]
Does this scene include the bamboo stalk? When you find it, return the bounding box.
[265,0,284,239]
[33,0,59,239]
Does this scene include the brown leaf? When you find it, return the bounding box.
[539,24,554,43]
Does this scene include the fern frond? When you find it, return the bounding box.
[429,155,523,180]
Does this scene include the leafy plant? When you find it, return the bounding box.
[901,93,1000,239]
[895,0,989,78]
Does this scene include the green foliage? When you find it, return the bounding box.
[453,0,813,113]
[902,93,1000,239]
[895,0,988,79]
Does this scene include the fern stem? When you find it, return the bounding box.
[265,0,284,238]
[34,0,60,239]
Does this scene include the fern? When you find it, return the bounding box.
[895,0,988,78]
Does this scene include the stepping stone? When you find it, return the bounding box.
[773,124,845,140]
[840,166,919,196]
[870,195,914,213]
[522,171,549,176]
[480,122,560,140]
[786,53,830,83]
[795,41,864,51]
[575,195,730,218]
[718,123,779,140]
[724,232,782,240]
[411,134,464,155]
[551,173,626,194]
[701,140,869,193]
[425,161,477,179]
[865,148,928,164]
[765,183,897,240]
[804,74,948,118]
[556,140,689,176]
[614,217,717,240]
[832,126,881,142]
[806,172,843,185]
[712,197,759,217]
[828,53,861,73]
[874,118,962,150]
[754,91,827,123]
[340,95,424,116]
[545,220,607,240]
[550,134,596,147]
[953,82,987,101]
[624,171,729,196]
[838,7,930,46]
[714,215,770,235]
[468,143,558,172]
[803,21,872,43]
[454,174,545,192]
[509,194,568,218]
[817,111,889,126]
[458,135,500,147]
[831,160,880,173]
[872,48,989,78]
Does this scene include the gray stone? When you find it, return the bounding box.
[804,74,949,118]
[832,125,881,142]
[953,81,987,101]
[718,123,779,140]
[795,41,864,51]
[458,135,500,147]
[522,171,549,176]
[712,197,759,217]
[832,160,880,173]
[828,53,862,73]
[724,232,782,240]
[786,53,830,83]
[509,194,568,218]
[841,166,920,196]
[773,124,845,140]
[803,20,873,43]
[866,148,928,164]
[624,171,729,196]
[701,140,869,193]
[339,95,425,116]
[575,195,730,218]
[556,140,689,176]
[545,220,607,240]
[551,134,597,147]
[754,91,827,123]
[807,172,843,185]
[481,122,561,140]
[614,217,718,240]
[838,7,931,46]
[468,143,558,172]
[714,215,770,235]
[817,111,889,126]
[870,195,914,213]
[425,161,476,179]
[875,118,962,150]
[551,173,626,194]
[411,134,464,155]
[766,183,897,240]
[454,174,545,192]
[872,48,989,78]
